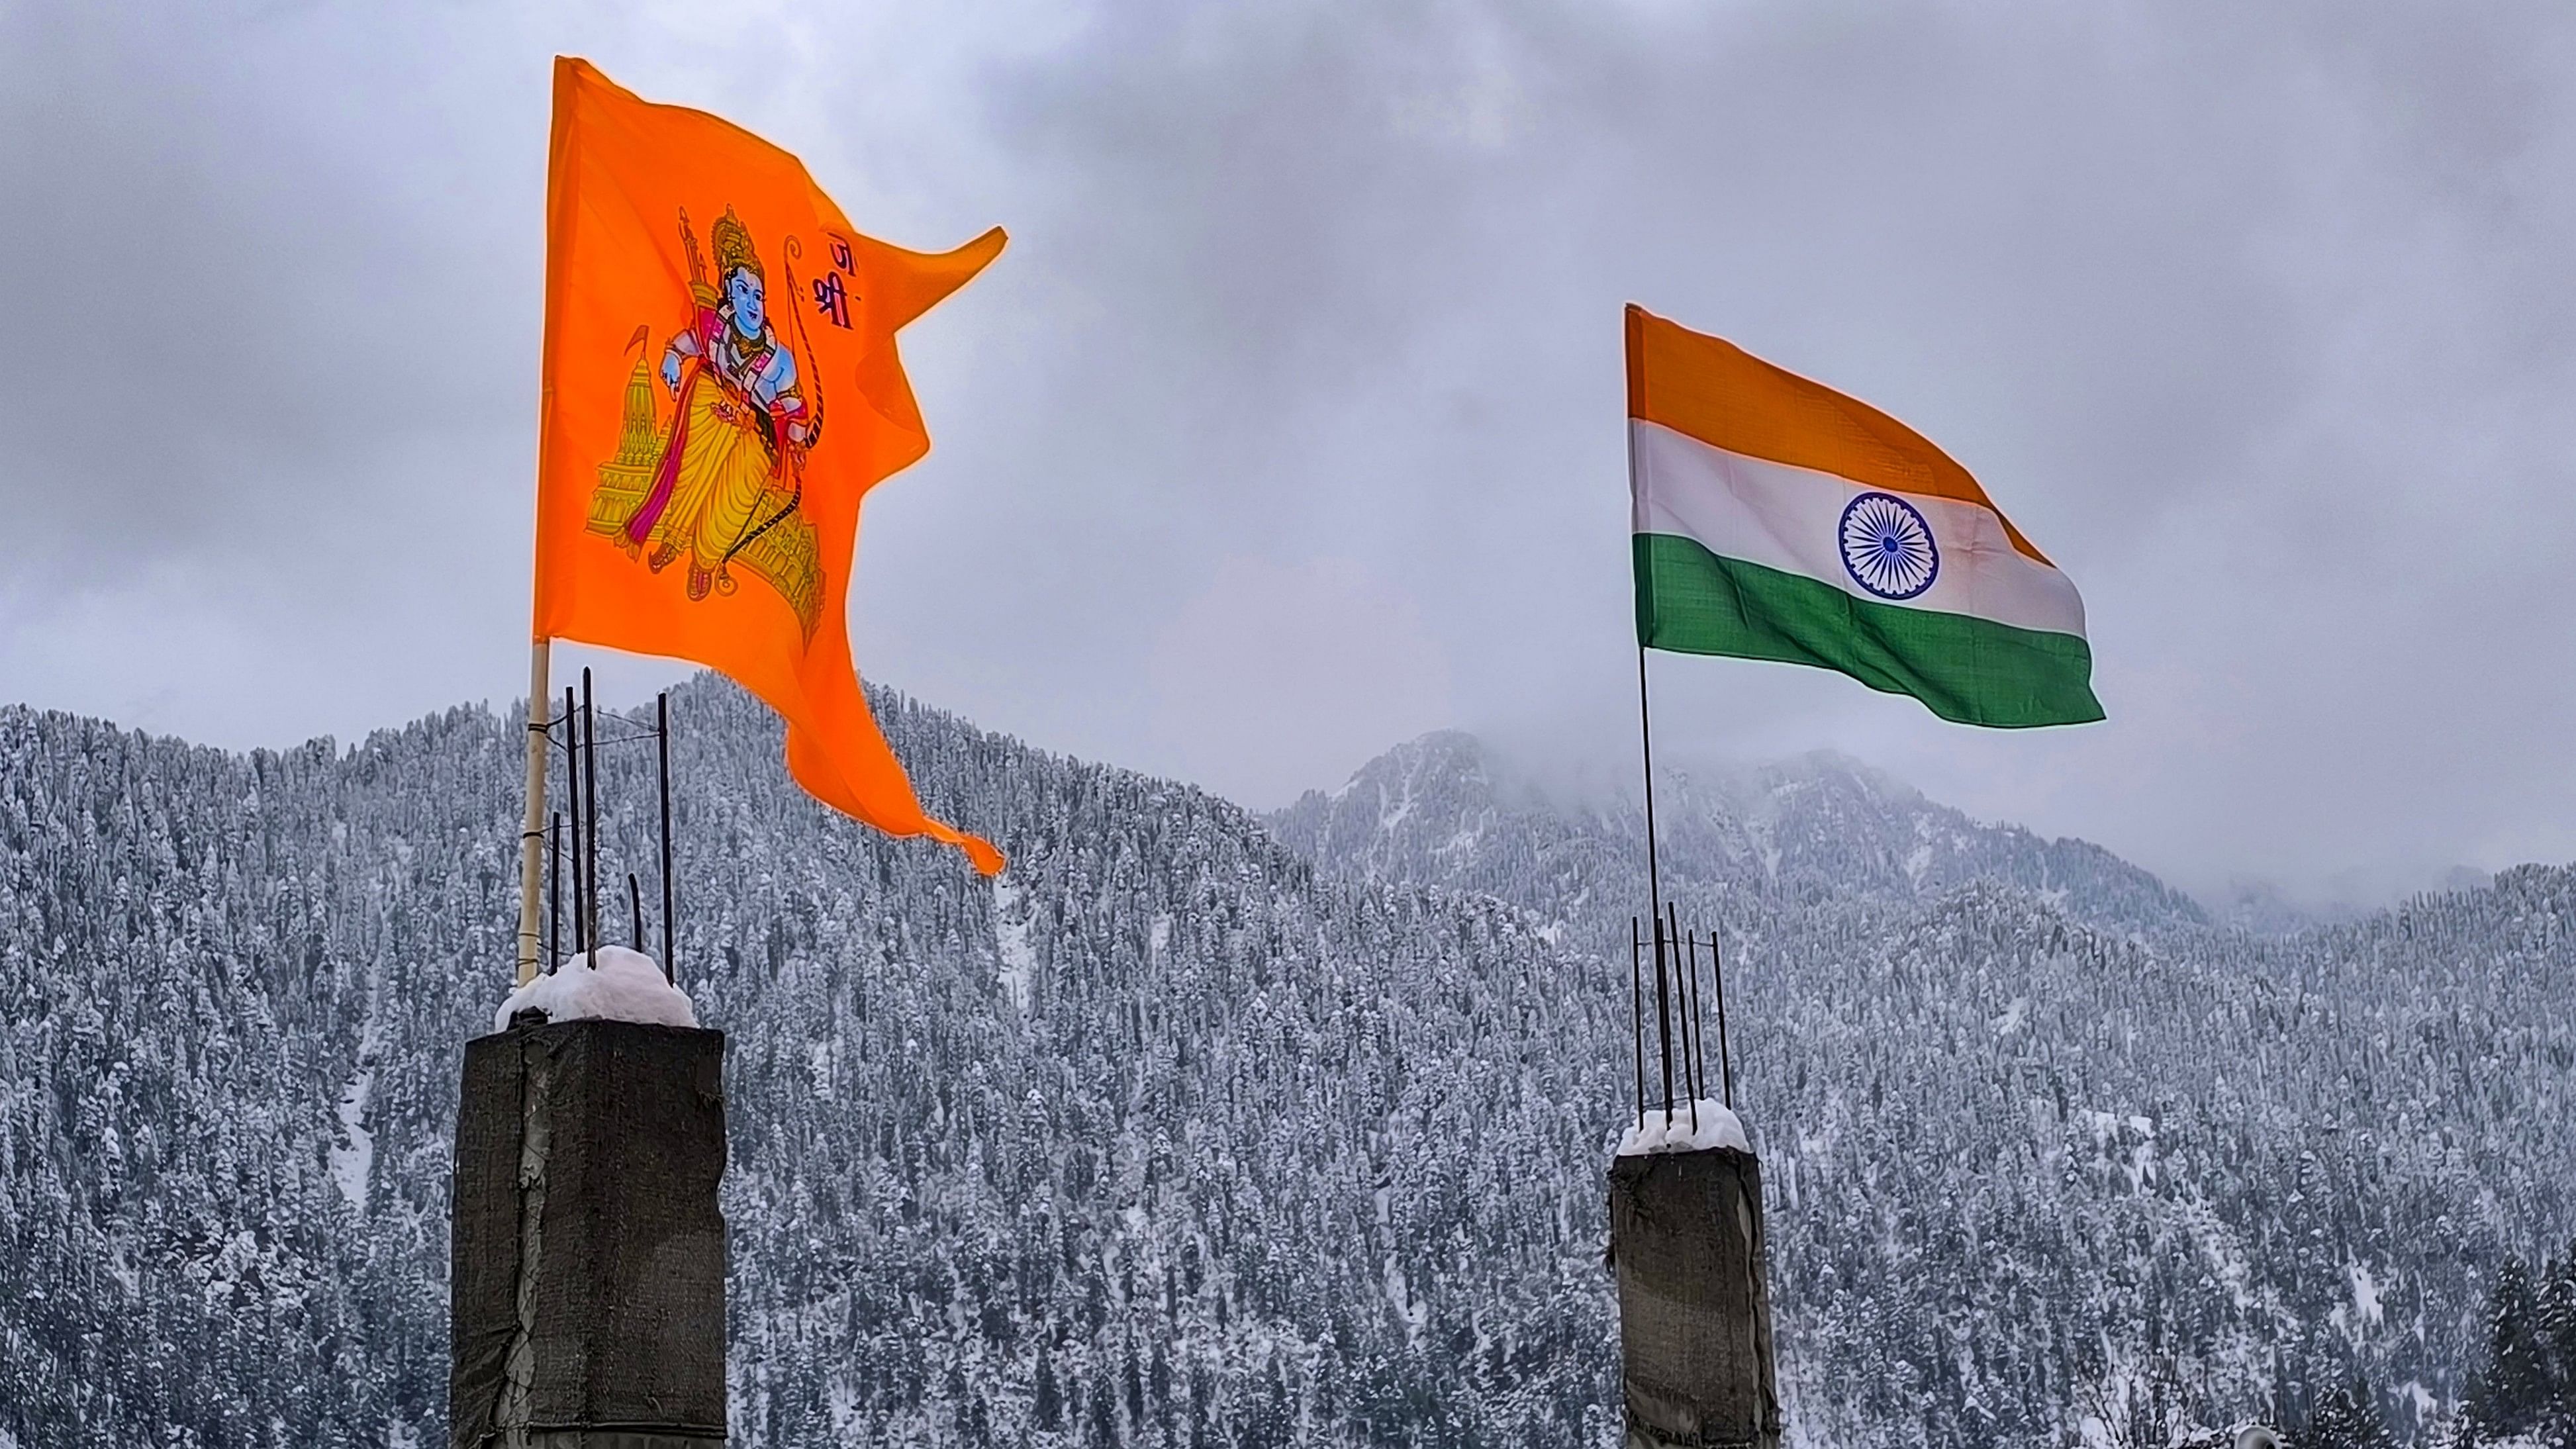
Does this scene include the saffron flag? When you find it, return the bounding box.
[1627,305,2103,727]
[533,57,1006,873]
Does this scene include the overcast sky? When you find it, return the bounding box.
[7,0,2576,906]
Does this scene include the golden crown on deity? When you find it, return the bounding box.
[709,206,763,284]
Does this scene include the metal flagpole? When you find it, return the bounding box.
[1641,641,1676,1131]
[516,641,551,984]
[1638,645,1664,933]
[1631,365,1667,934]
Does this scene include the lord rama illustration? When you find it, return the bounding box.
[589,205,826,637]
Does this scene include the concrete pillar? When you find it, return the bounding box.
[450,1016,729,1449]
[1607,1143,1783,1449]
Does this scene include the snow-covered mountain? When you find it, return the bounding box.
[0,684,1617,1448]
[1268,729,2207,939]
[1268,731,2576,1446]
[1,687,2569,1447]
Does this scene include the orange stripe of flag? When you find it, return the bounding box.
[1625,304,2050,567]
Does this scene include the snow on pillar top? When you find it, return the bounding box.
[1617,1099,1750,1156]
[492,945,699,1033]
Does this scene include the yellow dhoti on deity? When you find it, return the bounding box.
[589,342,826,634]
[654,379,782,581]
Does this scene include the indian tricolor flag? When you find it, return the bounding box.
[1627,305,2103,727]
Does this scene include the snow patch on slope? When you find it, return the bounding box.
[332,952,389,1210]
[2330,1260,2387,1346]
[994,878,1036,1012]
[1383,1257,1427,1341]
[330,1067,375,1208]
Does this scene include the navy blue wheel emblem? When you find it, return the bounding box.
[1838,492,1939,600]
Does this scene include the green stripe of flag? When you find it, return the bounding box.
[1634,532,2103,728]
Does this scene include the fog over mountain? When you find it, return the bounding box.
[3,680,2571,1446]
[15,3,2576,908]
[1270,730,2213,941]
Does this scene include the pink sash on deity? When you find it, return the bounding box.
[622,304,722,547]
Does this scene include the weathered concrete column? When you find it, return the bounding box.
[1607,1120,1783,1449]
[451,1016,729,1449]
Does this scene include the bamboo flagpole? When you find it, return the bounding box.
[516,640,551,985]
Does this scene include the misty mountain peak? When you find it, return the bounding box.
[1271,729,2207,938]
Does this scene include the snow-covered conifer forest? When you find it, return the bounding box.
[1,677,2570,1446]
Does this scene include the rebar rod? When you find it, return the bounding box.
[548,811,562,972]
[1713,927,1736,1111]
[563,687,585,958]
[657,692,675,985]
[1684,929,1703,1125]
[1671,902,1695,1133]
[582,669,600,964]
[1651,910,1674,1124]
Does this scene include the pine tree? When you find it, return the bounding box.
[2542,1246,2576,1436]
[2297,1381,2395,1449]
[2452,1376,2486,1449]
[2477,1258,2552,1440]
[1149,1338,1173,1433]
[1032,1344,1063,1432]
[1087,1378,1118,1448]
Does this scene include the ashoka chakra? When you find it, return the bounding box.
[1838,492,1939,600]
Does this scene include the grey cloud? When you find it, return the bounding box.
[0,3,536,583]
[6,0,2576,903]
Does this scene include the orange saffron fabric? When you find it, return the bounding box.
[532,56,1006,874]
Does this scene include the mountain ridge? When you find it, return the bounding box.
[2,684,2570,1447]
[1268,727,2213,941]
